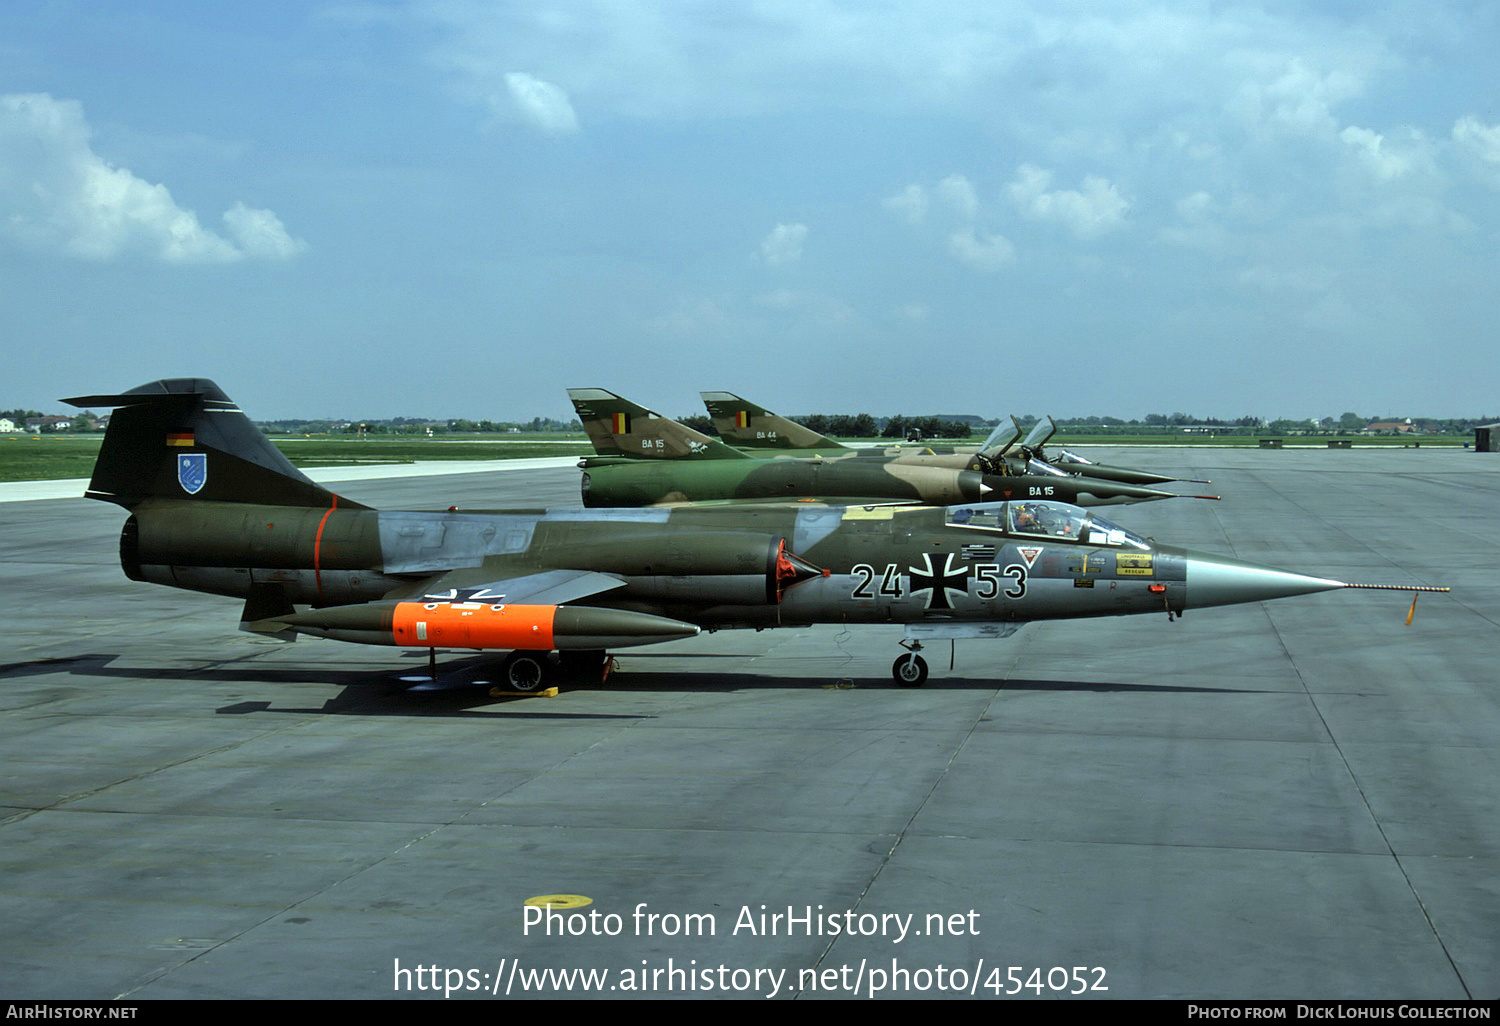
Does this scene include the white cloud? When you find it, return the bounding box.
[645,296,729,337]
[1230,57,1365,138]
[1006,164,1128,238]
[1453,116,1500,189]
[1332,126,1458,230]
[936,175,978,219]
[1239,265,1335,297]
[0,93,303,264]
[1160,191,1228,251]
[1238,265,1365,336]
[759,222,807,265]
[1340,126,1412,181]
[754,288,853,325]
[503,72,580,135]
[1453,116,1500,164]
[1176,191,1214,221]
[427,3,1475,243]
[888,174,1015,270]
[883,184,928,224]
[947,228,1015,272]
[222,202,306,260]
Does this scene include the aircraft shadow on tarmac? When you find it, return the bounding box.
[5,652,650,720]
[215,693,652,720]
[231,674,1265,720]
[17,652,1263,719]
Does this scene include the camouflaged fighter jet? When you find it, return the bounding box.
[1013,416,1213,487]
[64,379,1447,690]
[570,388,1191,508]
[701,390,984,458]
[704,392,1211,489]
[703,390,1041,469]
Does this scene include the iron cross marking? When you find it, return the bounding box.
[907,552,969,611]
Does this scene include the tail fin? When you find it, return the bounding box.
[567,388,750,460]
[62,378,368,509]
[700,391,847,451]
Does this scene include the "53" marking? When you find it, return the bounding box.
[851,562,1027,601]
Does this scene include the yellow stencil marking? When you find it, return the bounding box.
[525,894,593,909]
[841,505,897,521]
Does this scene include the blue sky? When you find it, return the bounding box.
[3,1,1497,421]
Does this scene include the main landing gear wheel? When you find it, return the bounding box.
[892,653,929,687]
[503,651,549,693]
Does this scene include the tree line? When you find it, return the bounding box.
[675,413,974,439]
[22,407,1499,438]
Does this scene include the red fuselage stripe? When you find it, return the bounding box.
[313,496,338,600]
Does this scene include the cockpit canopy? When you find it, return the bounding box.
[945,501,1150,550]
[1025,457,1068,477]
[1054,448,1094,466]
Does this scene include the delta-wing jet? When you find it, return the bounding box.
[572,389,1189,508]
[706,392,1209,488]
[1014,416,1213,487]
[702,389,1011,460]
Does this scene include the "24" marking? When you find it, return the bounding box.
[850,562,1027,600]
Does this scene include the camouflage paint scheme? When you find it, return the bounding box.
[571,388,1188,508]
[1014,416,1213,487]
[702,390,980,458]
[63,380,1442,688]
[700,390,858,456]
[703,391,1204,488]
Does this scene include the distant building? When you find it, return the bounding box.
[1363,419,1416,435]
[0,418,16,433]
[24,416,72,433]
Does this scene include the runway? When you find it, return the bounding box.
[1,448,1496,1000]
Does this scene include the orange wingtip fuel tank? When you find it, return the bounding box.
[269,601,700,650]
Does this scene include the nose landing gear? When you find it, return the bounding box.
[892,641,929,687]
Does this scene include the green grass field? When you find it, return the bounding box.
[0,431,1470,484]
[1040,432,1469,447]
[269,434,594,467]
[0,435,109,482]
[0,434,594,483]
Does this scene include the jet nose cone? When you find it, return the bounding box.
[1177,549,1345,609]
[1070,482,1180,505]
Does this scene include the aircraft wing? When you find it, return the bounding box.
[391,568,629,605]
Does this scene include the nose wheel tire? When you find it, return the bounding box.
[892,653,929,687]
